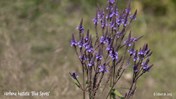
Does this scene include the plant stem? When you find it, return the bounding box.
[82,63,86,99]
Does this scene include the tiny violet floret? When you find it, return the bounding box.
[99,64,108,72]
[108,0,115,4]
[76,25,84,33]
[109,50,118,61]
[79,55,88,62]
[77,39,84,48]
[124,37,137,47]
[96,53,103,61]
[70,72,78,80]
[142,59,150,71]
[138,49,145,58]
[71,34,77,47]
[88,61,94,67]
[128,48,135,56]
[100,36,107,44]
[93,17,98,25]
[86,45,94,53]
[77,19,84,33]
[133,50,138,62]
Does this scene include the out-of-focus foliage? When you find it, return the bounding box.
[0,0,176,99]
[141,0,170,15]
[70,0,176,16]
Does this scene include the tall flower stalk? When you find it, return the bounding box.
[70,0,153,99]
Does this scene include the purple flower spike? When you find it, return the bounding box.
[101,18,106,29]
[96,53,103,61]
[106,44,112,52]
[142,59,151,71]
[130,10,137,20]
[86,45,94,53]
[128,48,135,56]
[99,64,108,72]
[85,38,94,53]
[93,10,99,25]
[88,60,94,67]
[138,49,145,58]
[70,72,78,80]
[100,36,107,44]
[108,0,115,4]
[71,34,77,47]
[109,50,118,61]
[77,39,84,48]
[124,37,137,47]
[96,48,103,61]
[70,0,153,96]
[109,12,115,18]
[77,19,84,33]
[84,30,90,42]
[79,55,88,62]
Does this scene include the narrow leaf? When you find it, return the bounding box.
[113,89,124,98]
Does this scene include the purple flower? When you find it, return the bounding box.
[138,49,145,58]
[88,60,94,67]
[125,8,131,14]
[133,50,138,62]
[77,39,84,48]
[79,55,87,62]
[142,59,150,71]
[109,12,115,19]
[77,19,84,33]
[100,36,107,44]
[124,37,137,47]
[99,64,108,72]
[108,0,115,4]
[71,34,77,47]
[130,10,137,20]
[101,19,106,29]
[106,37,111,44]
[110,21,115,28]
[84,30,90,42]
[128,48,135,56]
[116,32,122,38]
[70,72,78,79]
[116,18,121,25]
[83,42,89,48]
[87,48,93,53]
[77,26,84,33]
[70,0,153,93]
[96,53,103,61]
[138,44,152,58]
[106,44,112,52]
[86,45,94,53]
[109,50,118,61]
[93,17,98,25]
[98,11,105,21]
[121,19,125,25]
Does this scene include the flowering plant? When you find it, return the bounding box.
[70,0,153,99]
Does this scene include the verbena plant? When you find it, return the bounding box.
[69,0,153,99]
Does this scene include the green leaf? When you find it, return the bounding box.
[112,89,124,98]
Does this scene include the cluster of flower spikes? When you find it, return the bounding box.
[70,0,153,92]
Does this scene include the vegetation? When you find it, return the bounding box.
[0,0,175,99]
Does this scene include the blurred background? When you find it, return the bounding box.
[0,0,176,99]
